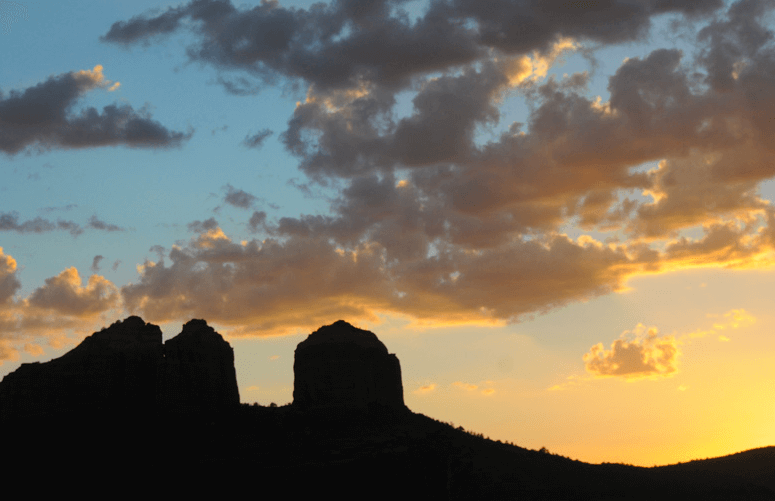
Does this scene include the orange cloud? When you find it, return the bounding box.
[0,247,21,305]
[27,267,119,318]
[0,249,123,363]
[414,383,436,394]
[23,343,44,356]
[584,324,680,379]
[0,339,19,365]
[689,309,756,340]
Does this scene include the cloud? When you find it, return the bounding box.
[41,204,78,213]
[114,199,774,337]
[101,6,187,46]
[583,308,755,383]
[584,324,680,379]
[102,0,483,91]
[102,0,722,93]
[187,217,219,233]
[90,1,775,338]
[23,343,44,356]
[27,267,119,318]
[452,381,478,391]
[119,208,663,336]
[413,383,436,394]
[248,211,267,232]
[242,128,273,149]
[91,255,104,272]
[711,308,756,330]
[0,213,126,236]
[223,184,258,209]
[120,230,398,334]
[698,0,775,93]
[87,215,125,232]
[0,212,83,236]
[0,65,191,155]
[0,247,21,305]
[689,308,756,338]
[0,339,19,365]
[0,248,123,363]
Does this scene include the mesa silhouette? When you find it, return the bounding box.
[1,317,773,500]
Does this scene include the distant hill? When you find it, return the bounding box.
[2,317,773,500]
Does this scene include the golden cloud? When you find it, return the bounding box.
[414,383,437,394]
[584,324,680,379]
[0,339,19,365]
[0,251,123,363]
[27,267,119,318]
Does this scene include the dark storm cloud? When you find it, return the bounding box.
[242,128,273,149]
[0,66,191,155]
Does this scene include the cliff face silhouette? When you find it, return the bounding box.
[2,317,774,500]
[293,319,405,411]
[0,316,239,422]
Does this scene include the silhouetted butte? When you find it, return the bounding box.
[293,320,405,412]
[0,316,239,423]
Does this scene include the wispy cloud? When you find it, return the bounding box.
[413,383,436,394]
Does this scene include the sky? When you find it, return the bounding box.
[2,0,775,467]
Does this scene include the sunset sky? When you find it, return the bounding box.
[2,0,775,466]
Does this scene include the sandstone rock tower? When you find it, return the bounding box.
[293,320,405,411]
[0,316,239,423]
[158,318,240,413]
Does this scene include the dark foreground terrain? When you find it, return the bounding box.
[2,317,773,499]
[7,405,775,500]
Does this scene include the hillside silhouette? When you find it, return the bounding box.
[1,317,773,499]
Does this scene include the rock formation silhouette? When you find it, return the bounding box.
[2,316,774,500]
[158,318,240,413]
[293,320,405,412]
[0,316,239,423]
